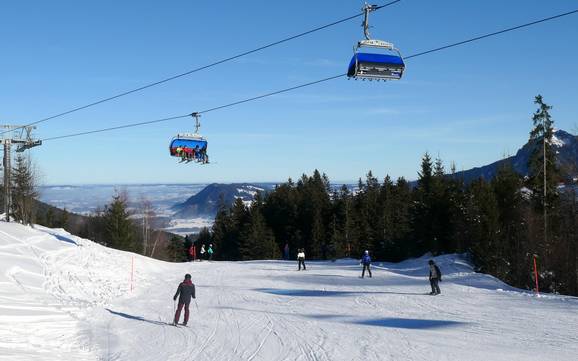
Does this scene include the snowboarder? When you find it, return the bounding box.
[428,260,442,295]
[200,244,206,261]
[207,244,214,260]
[297,248,306,270]
[173,274,196,326]
[361,250,372,278]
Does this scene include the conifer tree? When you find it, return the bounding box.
[413,152,435,254]
[528,95,559,211]
[467,178,500,273]
[240,197,278,260]
[166,235,186,262]
[492,163,528,283]
[11,154,38,225]
[103,193,139,253]
[211,194,233,260]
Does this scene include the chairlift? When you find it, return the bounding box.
[347,3,405,81]
[169,113,209,164]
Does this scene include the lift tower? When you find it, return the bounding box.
[1,125,42,222]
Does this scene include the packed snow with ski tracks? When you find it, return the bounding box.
[1,222,577,361]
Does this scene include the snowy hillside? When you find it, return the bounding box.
[1,222,577,361]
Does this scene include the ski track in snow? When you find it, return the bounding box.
[1,223,578,360]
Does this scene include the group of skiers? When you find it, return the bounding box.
[174,145,208,163]
[291,249,442,294]
[188,243,214,261]
[172,250,443,326]
[357,250,441,294]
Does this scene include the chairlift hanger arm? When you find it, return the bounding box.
[362,3,379,40]
[191,112,201,134]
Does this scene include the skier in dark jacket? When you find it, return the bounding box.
[428,260,442,295]
[173,274,196,325]
[361,250,372,278]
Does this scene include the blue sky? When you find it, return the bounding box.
[1,0,577,185]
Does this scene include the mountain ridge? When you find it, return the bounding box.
[453,129,578,183]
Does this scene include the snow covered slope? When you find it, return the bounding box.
[1,222,577,361]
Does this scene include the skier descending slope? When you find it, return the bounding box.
[173,274,196,326]
[361,250,372,278]
[428,260,442,295]
[297,248,306,270]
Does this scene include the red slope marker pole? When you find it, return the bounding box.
[533,255,539,295]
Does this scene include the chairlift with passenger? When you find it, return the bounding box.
[347,3,405,81]
[169,113,209,164]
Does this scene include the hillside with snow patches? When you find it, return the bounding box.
[1,222,577,361]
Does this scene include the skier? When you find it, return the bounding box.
[200,244,206,261]
[173,274,196,326]
[297,248,306,271]
[207,244,214,260]
[361,250,372,278]
[428,260,442,295]
[283,243,289,260]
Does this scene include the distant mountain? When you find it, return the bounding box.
[171,183,275,218]
[455,130,578,183]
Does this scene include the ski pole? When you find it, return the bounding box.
[194,299,199,312]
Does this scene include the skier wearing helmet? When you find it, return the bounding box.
[173,274,196,326]
[361,250,372,278]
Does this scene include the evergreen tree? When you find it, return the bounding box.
[56,207,70,229]
[212,194,234,260]
[11,154,38,225]
[262,179,298,257]
[527,95,562,291]
[431,157,451,254]
[492,163,528,284]
[196,227,212,248]
[389,177,412,260]
[166,235,186,262]
[412,152,435,254]
[466,178,500,273]
[528,95,559,211]
[103,193,139,253]
[240,196,278,260]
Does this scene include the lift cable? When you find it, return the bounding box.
[42,8,578,143]
[2,0,402,136]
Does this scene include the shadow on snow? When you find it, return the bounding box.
[105,309,171,326]
[351,317,467,329]
[255,288,428,297]
[217,306,468,330]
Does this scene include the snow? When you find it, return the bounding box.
[164,218,214,235]
[551,134,565,147]
[1,222,577,360]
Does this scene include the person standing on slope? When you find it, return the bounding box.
[173,274,196,326]
[200,244,206,261]
[297,248,306,271]
[361,250,372,278]
[207,244,214,260]
[428,260,442,295]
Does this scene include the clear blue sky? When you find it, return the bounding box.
[2,0,577,185]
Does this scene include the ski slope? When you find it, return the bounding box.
[1,222,577,361]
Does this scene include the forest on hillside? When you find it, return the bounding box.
[202,96,578,296]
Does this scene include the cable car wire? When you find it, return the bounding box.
[2,0,402,137]
[405,8,578,60]
[41,8,578,143]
